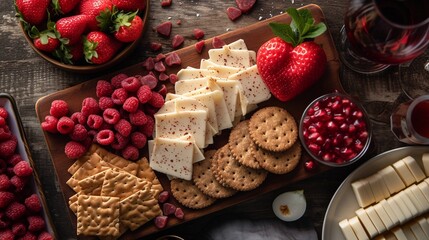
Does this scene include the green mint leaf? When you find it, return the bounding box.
[269,22,297,46]
[303,22,327,39]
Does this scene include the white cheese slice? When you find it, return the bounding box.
[393,159,416,186]
[227,39,248,50]
[339,219,358,240]
[405,185,426,213]
[417,217,429,239]
[365,206,386,234]
[402,224,418,240]
[380,199,399,227]
[178,135,205,163]
[228,65,271,105]
[391,227,408,240]
[398,190,419,217]
[155,111,207,148]
[349,216,369,240]
[418,181,429,202]
[149,137,194,180]
[387,197,407,224]
[402,156,426,182]
[374,202,395,230]
[422,153,429,176]
[356,208,378,238]
[213,79,242,120]
[208,45,251,69]
[409,220,429,240]
[249,50,256,65]
[177,68,213,80]
[200,59,241,78]
[175,77,211,94]
[392,194,413,223]
[378,165,406,195]
[368,173,390,203]
[352,179,376,208]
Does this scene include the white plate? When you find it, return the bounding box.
[321,146,429,240]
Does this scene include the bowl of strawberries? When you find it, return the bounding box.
[15,0,149,74]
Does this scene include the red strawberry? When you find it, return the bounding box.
[113,12,143,43]
[257,8,327,102]
[78,0,113,31]
[84,31,122,64]
[15,0,50,26]
[52,0,81,14]
[112,0,147,12]
[30,26,60,53]
[55,15,90,46]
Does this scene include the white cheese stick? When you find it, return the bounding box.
[365,206,386,234]
[422,153,429,176]
[393,159,417,186]
[378,165,406,195]
[339,219,358,240]
[352,179,376,208]
[409,220,429,240]
[402,156,426,182]
[356,208,379,238]
[349,216,369,240]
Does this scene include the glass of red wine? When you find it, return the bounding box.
[339,0,429,74]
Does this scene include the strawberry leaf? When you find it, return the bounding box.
[269,22,297,46]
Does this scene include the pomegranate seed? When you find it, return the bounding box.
[304,160,316,171]
[352,110,363,118]
[307,132,320,142]
[339,123,348,132]
[326,121,338,131]
[348,124,356,133]
[308,143,321,155]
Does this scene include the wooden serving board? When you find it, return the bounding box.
[35,4,343,239]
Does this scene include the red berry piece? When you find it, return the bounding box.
[81,97,100,117]
[162,202,176,216]
[137,85,153,104]
[140,116,154,137]
[174,207,184,219]
[64,141,86,159]
[96,80,114,98]
[0,125,12,141]
[129,110,147,126]
[69,124,88,141]
[148,92,165,108]
[0,107,8,119]
[0,117,5,126]
[195,40,205,54]
[96,129,115,145]
[0,160,6,174]
[169,73,179,84]
[158,73,169,82]
[154,61,166,73]
[212,37,226,48]
[40,116,58,134]
[154,215,168,229]
[24,194,42,213]
[130,132,147,149]
[158,191,169,203]
[165,52,181,66]
[87,114,104,129]
[227,7,242,21]
[161,0,172,7]
[123,97,140,113]
[235,0,256,13]
[0,229,14,240]
[193,28,205,40]
[157,84,168,97]
[114,119,132,137]
[155,21,172,37]
[103,108,121,125]
[0,137,17,158]
[111,73,129,89]
[49,100,69,118]
[20,232,37,240]
[27,215,45,232]
[70,112,86,125]
[171,34,184,49]
[155,53,166,62]
[11,222,26,236]
[142,57,155,71]
[10,175,27,192]
[13,161,33,177]
[0,174,11,191]
[304,159,317,171]
[111,88,128,105]
[0,191,14,208]
[111,133,129,150]
[150,41,162,51]
[38,232,54,240]
[98,97,115,111]
[7,154,23,166]
[140,74,158,89]
[57,116,74,134]
[121,145,139,160]
[5,202,26,220]
[121,77,142,92]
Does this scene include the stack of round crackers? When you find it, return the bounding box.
[170,106,302,209]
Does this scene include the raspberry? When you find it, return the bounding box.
[123,97,139,113]
[40,116,58,134]
[131,132,147,149]
[96,129,114,146]
[169,73,178,84]
[69,124,88,141]
[10,175,27,192]
[81,97,100,117]
[110,73,128,89]
[0,107,8,119]
[56,116,75,135]
[7,154,23,166]
[0,159,6,174]
[114,119,132,137]
[137,85,152,104]
[5,202,26,220]
[0,174,11,191]
[121,77,141,92]
[96,80,114,98]
[64,141,86,159]
[111,133,129,150]
[99,122,113,130]
[81,136,93,149]
[121,145,139,160]
[12,222,26,236]
[27,216,45,232]
[148,92,165,108]
[0,125,12,141]
[98,97,115,111]
[0,229,14,240]
[19,232,37,240]
[129,110,147,126]
[86,114,104,129]
[111,88,128,105]
[0,117,5,126]
[13,161,33,177]
[140,116,154,137]
[0,212,10,229]
[0,191,14,208]
[24,194,42,213]
[102,108,121,125]
[49,100,68,118]
[37,232,53,240]
[0,137,17,158]
[70,112,86,125]
[142,57,154,71]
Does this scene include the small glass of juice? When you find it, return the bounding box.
[390,95,429,144]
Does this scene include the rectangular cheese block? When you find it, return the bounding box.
[387,197,407,224]
[423,153,429,176]
[391,227,408,240]
[368,173,390,203]
[356,208,378,238]
[365,206,386,234]
[378,165,406,195]
[227,39,248,50]
[352,179,376,208]
[208,46,251,69]
[393,159,417,186]
[402,225,417,240]
[398,191,419,217]
[149,137,194,180]
[418,181,429,202]
[408,184,429,213]
[349,216,369,240]
[374,202,395,230]
[391,194,413,223]
[380,199,399,227]
[409,220,429,240]
[417,217,429,239]
[402,156,426,182]
[339,219,358,240]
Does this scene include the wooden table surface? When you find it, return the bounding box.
[1,0,427,239]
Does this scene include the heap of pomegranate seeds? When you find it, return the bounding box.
[0,107,54,240]
[300,93,370,165]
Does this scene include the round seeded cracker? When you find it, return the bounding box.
[170,179,216,209]
[211,144,267,192]
[254,142,302,174]
[228,120,261,169]
[249,107,298,152]
[192,150,237,199]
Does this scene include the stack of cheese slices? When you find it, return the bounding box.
[148,39,272,180]
[339,153,429,240]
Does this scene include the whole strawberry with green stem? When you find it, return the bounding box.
[84,31,122,64]
[30,25,60,53]
[52,0,81,15]
[112,0,147,12]
[55,14,90,46]
[113,11,143,42]
[78,0,114,31]
[15,0,50,27]
[257,8,327,102]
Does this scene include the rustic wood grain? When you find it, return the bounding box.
[0,0,413,239]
